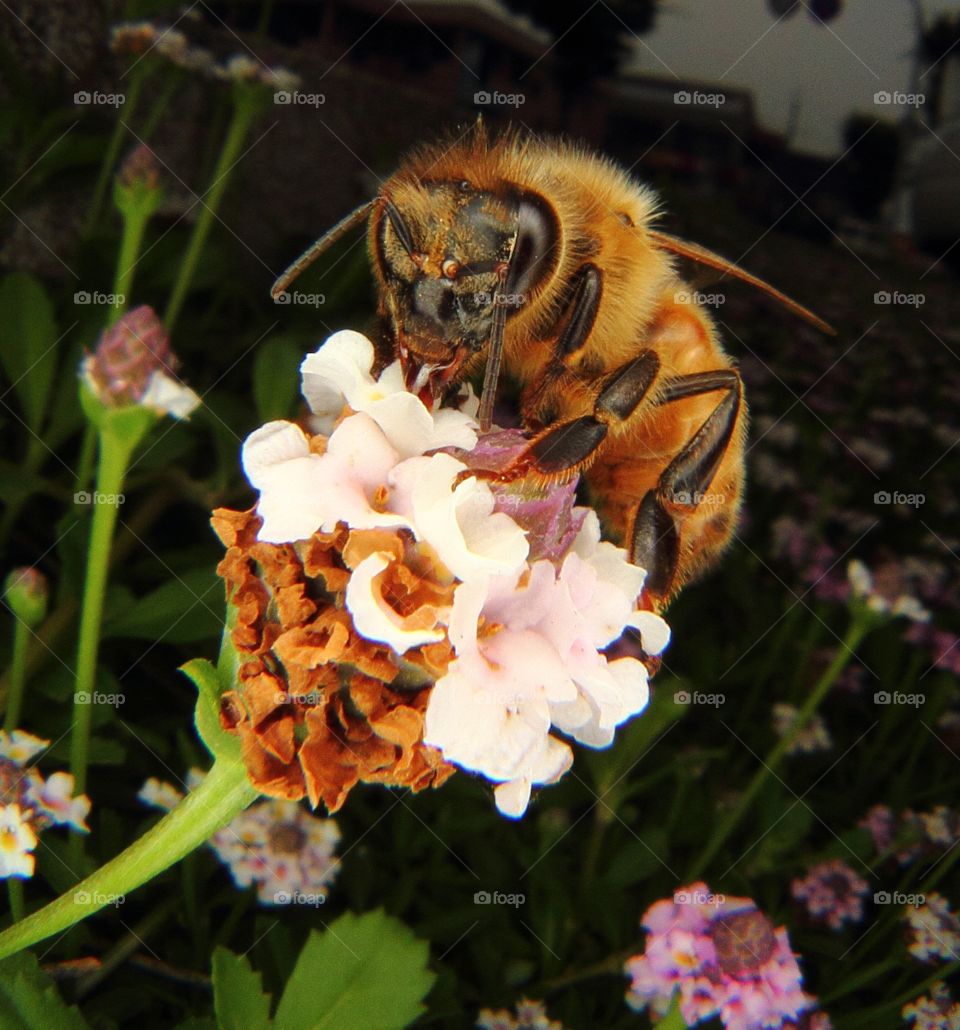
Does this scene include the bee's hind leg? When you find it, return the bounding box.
[630,369,742,607]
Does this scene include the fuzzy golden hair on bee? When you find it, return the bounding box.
[272,126,832,610]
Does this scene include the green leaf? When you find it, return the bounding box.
[181,657,240,762]
[252,336,304,423]
[273,910,435,1030]
[0,952,89,1029]
[0,272,58,432]
[103,566,223,643]
[212,946,273,1030]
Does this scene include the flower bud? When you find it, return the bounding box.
[3,567,49,628]
[83,305,177,408]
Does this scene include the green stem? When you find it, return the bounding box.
[69,419,150,847]
[0,758,257,959]
[86,69,147,235]
[6,880,24,924]
[110,201,152,324]
[164,90,261,333]
[4,617,29,731]
[686,609,875,880]
[652,995,686,1030]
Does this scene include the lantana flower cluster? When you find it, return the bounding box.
[624,882,827,1030]
[860,803,960,866]
[212,331,668,818]
[790,858,870,930]
[140,773,340,905]
[0,730,91,879]
[905,893,960,964]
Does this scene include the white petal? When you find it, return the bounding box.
[494,777,532,818]
[627,610,672,655]
[141,370,201,418]
[345,552,445,654]
[241,421,310,488]
[300,330,377,430]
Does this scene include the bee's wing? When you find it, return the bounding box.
[649,230,835,335]
[271,200,375,300]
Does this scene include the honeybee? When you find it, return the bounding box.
[272,125,831,611]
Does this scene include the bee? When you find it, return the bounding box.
[272,125,832,611]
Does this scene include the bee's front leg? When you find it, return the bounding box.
[461,350,662,488]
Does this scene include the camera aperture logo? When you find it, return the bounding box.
[474,889,525,908]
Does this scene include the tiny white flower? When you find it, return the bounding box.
[138,777,184,811]
[139,369,201,419]
[0,804,37,879]
[25,771,91,832]
[0,729,48,765]
[301,330,477,454]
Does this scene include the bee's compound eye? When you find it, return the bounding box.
[442,259,460,279]
[459,180,471,191]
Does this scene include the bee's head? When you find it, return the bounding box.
[372,179,557,405]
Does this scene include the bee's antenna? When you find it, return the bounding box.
[271,200,375,301]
